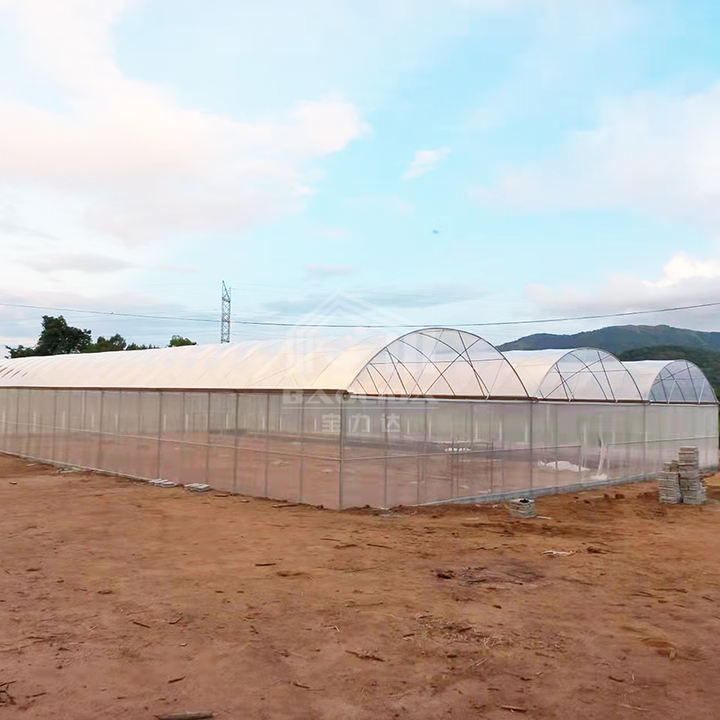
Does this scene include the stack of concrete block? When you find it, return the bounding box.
[149,478,177,488]
[678,446,705,505]
[657,461,682,504]
[184,482,211,493]
[508,497,536,519]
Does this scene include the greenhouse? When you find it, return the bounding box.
[0,327,716,509]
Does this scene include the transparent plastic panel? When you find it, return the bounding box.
[267,453,301,503]
[644,405,662,473]
[299,392,341,463]
[109,391,138,476]
[235,447,267,498]
[348,328,527,398]
[15,388,25,455]
[384,398,428,459]
[208,445,235,492]
[180,392,209,485]
[208,392,236,447]
[385,455,421,506]
[496,445,532,494]
[99,391,122,473]
[66,390,88,468]
[268,394,302,449]
[136,392,160,479]
[302,456,340,508]
[302,394,341,507]
[25,389,43,460]
[454,451,493,499]
[422,453,455,504]
[699,404,719,467]
[207,393,237,492]
[647,361,718,404]
[234,393,268,497]
[16,388,30,456]
[237,393,268,453]
[4,388,19,453]
[54,390,71,464]
[0,390,7,451]
[341,458,385,508]
[342,396,386,459]
[425,399,473,452]
[531,403,558,490]
[578,405,611,483]
[158,392,184,483]
[79,391,102,470]
[0,390,5,448]
[266,394,301,502]
[535,349,642,402]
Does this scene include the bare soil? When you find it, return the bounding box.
[2,453,720,719]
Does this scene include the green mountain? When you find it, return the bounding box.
[617,345,720,395]
[498,324,720,355]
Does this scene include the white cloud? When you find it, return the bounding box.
[643,253,720,289]
[0,0,372,347]
[523,248,720,331]
[473,83,720,229]
[18,252,136,273]
[403,147,450,180]
[0,0,369,245]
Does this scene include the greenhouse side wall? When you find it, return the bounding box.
[0,387,717,509]
[338,397,718,506]
[0,387,343,508]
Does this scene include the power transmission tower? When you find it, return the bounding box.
[221,281,231,343]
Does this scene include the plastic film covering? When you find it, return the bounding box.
[624,360,718,404]
[504,348,642,401]
[348,328,527,398]
[0,386,717,509]
[0,328,526,400]
[0,333,400,391]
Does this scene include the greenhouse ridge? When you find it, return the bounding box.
[0,327,717,510]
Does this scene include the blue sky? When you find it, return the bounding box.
[2,0,720,350]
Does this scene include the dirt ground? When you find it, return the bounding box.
[2,453,720,719]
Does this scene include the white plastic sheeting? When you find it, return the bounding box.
[624,360,718,404]
[0,333,400,391]
[503,348,643,401]
[0,328,530,398]
[1,333,717,404]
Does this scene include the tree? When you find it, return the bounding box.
[7,315,92,358]
[7,344,36,359]
[5,316,194,358]
[87,333,127,353]
[168,335,196,347]
[126,342,158,351]
[36,315,92,355]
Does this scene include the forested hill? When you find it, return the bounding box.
[498,325,720,355]
[617,345,720,395]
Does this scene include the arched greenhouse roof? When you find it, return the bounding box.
[503,348,643,401]
[623,360,718,404]
[0,327,527,398]
[0,333,397,392]
[348,327,527,398]
[2,332,713,403]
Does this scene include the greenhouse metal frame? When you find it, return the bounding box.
[0,328,716,509]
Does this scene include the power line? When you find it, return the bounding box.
[0,299,719,330]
